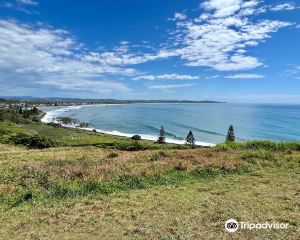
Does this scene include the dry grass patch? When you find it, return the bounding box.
[0,167,298,240]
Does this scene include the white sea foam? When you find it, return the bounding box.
[40,106,216,147]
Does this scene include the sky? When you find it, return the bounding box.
[0,0,300,103]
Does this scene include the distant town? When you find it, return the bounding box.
[0,97,225,109]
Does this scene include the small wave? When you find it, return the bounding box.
[89,128,215,147]
[177,123,224,136]
[40,115,215,146]
[142,124,184,140]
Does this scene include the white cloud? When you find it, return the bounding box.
[172,13,187,20]
[0,20,133,93]
[17,0,38,5]
[39,78,130,93]
[147,83,194,90]
[134,74,199,81]
[226,73,265,79]
[147,84,194,90]
[0,1,296,96]
[270,3,296,11]
[1,0,39,14]
[201,0,242,18]
[74,1,292,72]
[168,0,291,71]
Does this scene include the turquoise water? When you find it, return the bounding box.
[41,103,300,144]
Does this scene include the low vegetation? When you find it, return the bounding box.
[0,106,42,124]
[0,108,299,239]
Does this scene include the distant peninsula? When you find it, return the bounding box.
[0,96,225,107]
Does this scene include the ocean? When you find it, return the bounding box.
[41,103,300,145]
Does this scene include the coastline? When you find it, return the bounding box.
[40,105,216,147]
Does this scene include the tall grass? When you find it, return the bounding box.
[217,140,300,152]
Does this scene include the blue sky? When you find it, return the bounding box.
[0,0,300,103]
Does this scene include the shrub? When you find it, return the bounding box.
[47,122,63,128]
[131,135,142,140]
[27,135,57,149]
[107,152,118,158]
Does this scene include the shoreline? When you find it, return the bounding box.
[40,106,216,147]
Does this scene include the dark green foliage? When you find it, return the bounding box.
[55,117,78,125]
[47,122,63,128]
[0,107,41,124]
[0,132,57,149]
[131,135,142,140]
[185,130,195,147]
[226,125,235,142]
[107,152,118,158]
[78,122,90,128]
[0,111,4,122]
[32,107,38,114]
[55,117,90,128]
[26,135,57,149]
[157,126,166,144]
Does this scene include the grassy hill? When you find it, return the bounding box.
[0,114,299,239]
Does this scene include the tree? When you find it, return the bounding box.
[185,130,195,147]
[226,125,235,143]
[131,135,141,140]
[0,110,5,122]
[32,106,38,114]
[157,126,166,144]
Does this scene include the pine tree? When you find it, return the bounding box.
[157,126,166,144]
[226,125,235,142]
[185,130,195,147]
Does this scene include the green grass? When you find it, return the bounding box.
[0,164,298,240]
[0,122,299,239]
[0,122,186,150]
[217,140,300,152]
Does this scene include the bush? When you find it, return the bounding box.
[0,133,56,149]
[47,122,63,128]
[131,135,141,140]
[107,152,118,158]
[27,135,57,149]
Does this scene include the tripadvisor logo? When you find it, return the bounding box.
[225,219,239,232]
[225,219,289,233]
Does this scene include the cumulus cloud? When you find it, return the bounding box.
[169,0,292,71]
[134,74,199,81]
[225,73,265,79]
[201,0,242,18]
[84,0,291,72]
[0,20,133,93]
[0,1,296,96]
